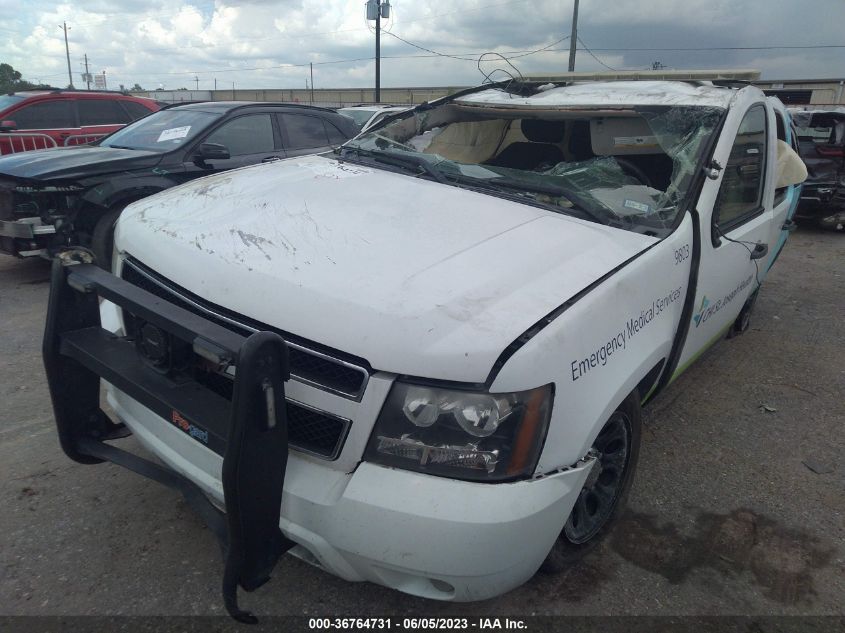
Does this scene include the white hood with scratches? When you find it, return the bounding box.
[117,155,656,382]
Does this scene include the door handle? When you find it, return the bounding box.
[749,242,768,260]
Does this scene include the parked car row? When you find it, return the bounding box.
[0,101,357,262]
[39,79,809,621]
[4,90,839,272]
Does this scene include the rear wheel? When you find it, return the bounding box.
[541,391,642,572]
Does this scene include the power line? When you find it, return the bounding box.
[121,35,574,78]
[380,31,481,61]
[92,40,845,79]
[576,36,618,71]
[21,39,845,83]
[382,30,571,62]
[578,44,845,51]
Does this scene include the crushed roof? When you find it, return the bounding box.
[456,81,751,109]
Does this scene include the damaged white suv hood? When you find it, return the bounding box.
[117,155,657,382]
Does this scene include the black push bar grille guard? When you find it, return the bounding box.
[42,259,294,624]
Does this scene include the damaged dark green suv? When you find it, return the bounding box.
[0,101,356,263]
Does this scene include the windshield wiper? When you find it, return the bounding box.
[339,146,448,184]
[379,153,450,185]
[445,173,609,225]
[338,146,608,225]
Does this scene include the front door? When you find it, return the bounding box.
[675,102,774,372]
[188,113,285,176]
[765,103,803,273]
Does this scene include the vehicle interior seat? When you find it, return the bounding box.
[422,119,510,163]
[485,119,567,170]
[567,120,593,161]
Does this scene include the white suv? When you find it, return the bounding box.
[44,80,806,621]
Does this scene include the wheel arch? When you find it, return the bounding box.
[75,185,167,232]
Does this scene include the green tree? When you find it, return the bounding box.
[0,62,46,93]
[131,83,144,91]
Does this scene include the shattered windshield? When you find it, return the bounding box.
[337,100,724,236]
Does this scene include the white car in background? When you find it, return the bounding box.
[44,79,806,621]
[338,104,408,132]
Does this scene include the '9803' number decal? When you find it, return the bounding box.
[674,244,690,265]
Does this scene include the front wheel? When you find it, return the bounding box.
[541,391,642,572]
[91,207,124,270]
[727,289,759,338]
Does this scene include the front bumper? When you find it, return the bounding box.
[0,217,55,257]
[109,382,591,601]
[44,256,592,611]
[43,259,294,622]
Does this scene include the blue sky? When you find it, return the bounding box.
[0,0,843,91]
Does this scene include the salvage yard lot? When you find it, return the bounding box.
[0,227,843,617]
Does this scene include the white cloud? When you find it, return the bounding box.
[0,0,843,90]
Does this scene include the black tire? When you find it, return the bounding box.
[541,391,642,572]
[727,289,759,338]
[91,207,124,270]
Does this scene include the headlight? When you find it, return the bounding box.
[364,382,552,482]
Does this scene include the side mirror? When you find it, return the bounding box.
[194,142,230,164]
[0,120,18,132]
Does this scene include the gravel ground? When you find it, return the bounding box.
[0,226,842,621]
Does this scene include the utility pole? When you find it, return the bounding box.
[194,75,199,90]
[61,22,74,88]
[375,5,380,103]
[568,0,579,72]
[310,62,314,106]
[83,53,91,90]
[366,1,390,103]
[214,78,217,91]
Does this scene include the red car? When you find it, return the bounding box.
[0,89,160,154]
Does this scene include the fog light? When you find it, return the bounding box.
[133,320,190,373]
[138,322,170,367]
